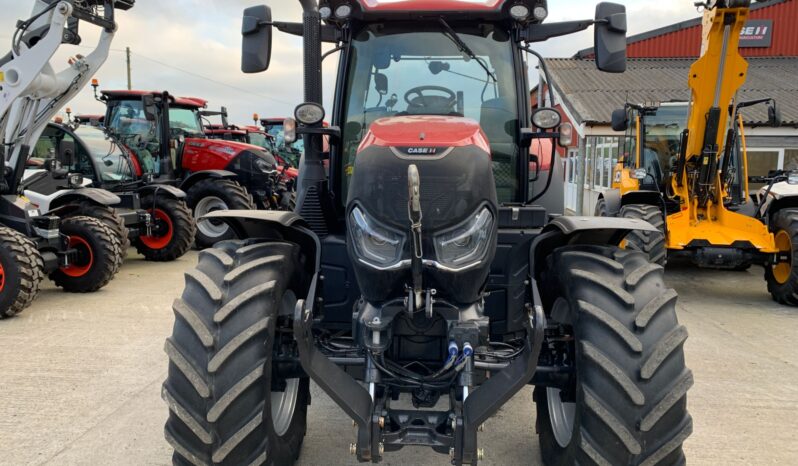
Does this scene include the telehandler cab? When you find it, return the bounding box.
[163,1,693,464]
[599,0,798,305]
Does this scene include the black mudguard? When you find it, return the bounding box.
[620,189,665,209]
[202,210,320,280]
[48,188,122,215]
[530,215,657,278]
[136,183,186,200]
[179,169,237,192]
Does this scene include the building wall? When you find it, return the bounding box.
[627,0,798,58]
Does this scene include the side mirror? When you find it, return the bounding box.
[768,102,781,127]
[374,73,388,95]
[594,3,627,73]
[142,95,158,121]
[242,5,273,73]
[611,108,628,131]
[283,118,297,144]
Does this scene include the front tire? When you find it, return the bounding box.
[163,240,309,466]
[186,179,255,249]
[536,245,693,466]
[67,202,130,250]
[765,209,798,305]
[50,216,123,293]
[134,196,196,262]
[620,204,667,266]
[0,226,44,318]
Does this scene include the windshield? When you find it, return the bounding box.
[341,26,519,202]
[265,124,303,166]
[247,132,274,152]
[169,107,204,137]
[639,104,689,183]
[74,126,135,182]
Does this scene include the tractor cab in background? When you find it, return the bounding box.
[96,89,295,247]
[260,117,305,168]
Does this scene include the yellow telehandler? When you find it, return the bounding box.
[599,0,798,305]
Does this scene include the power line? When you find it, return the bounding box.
[127,50,293,106]
[50,43,293,106]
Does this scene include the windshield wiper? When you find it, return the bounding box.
[438,18,496,82]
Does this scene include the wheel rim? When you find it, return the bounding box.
[773,230,792,284]
[194,196,230,238]
[547,387,576,448]
[139,209,174,250]
[272,290,299,437]
[0,260,5,293]
[272,378,300,437]
[61,236,94,277]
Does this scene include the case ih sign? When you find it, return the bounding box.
[740,20,773,48]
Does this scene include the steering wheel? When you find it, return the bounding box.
[404,85,457,111]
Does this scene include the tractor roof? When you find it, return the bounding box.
[357,0,503,12]
[101,90,208,109]
[322,0,542,21]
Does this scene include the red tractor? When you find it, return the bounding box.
[96,89,293,247]
[202,107,299,180]
[163,1,693,465]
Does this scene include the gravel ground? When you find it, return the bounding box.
[0,251,796,465]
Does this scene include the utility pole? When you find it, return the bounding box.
[125,46,132,90]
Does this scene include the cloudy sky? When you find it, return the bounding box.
[1,1,701,124]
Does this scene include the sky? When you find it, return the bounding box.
[0,1,702,124]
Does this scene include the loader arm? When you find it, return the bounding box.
[0,1,129,194]
[665,0,776,252]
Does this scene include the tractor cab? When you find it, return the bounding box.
[260,117,304,167]
[100,90,210,178]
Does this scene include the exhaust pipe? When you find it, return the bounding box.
[295,0,327,215]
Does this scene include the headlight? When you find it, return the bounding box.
[633,168,648,180]
[254,157,276,174]
[349,206,406,270]
[68,173,84,188]
[433,207,493,270]
[294,102,325,126]
[532,107,561,129]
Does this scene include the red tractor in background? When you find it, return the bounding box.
[95,88,294,247]
[202,107,300,180]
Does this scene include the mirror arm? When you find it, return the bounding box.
[272,21,341,43]
[298,125,342,141]
[522,20,595,42]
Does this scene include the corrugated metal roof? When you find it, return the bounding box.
[546,57,798,127]
[576,0,795,59]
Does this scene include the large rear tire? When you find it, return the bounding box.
[187,179,255,249]
[50,216,123,293]
[134,196,196,262]
[619,204,667,266]
[0,226,44,318]
[163,240,309,466]
[536,245,693,466]
[765,209,798,305]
